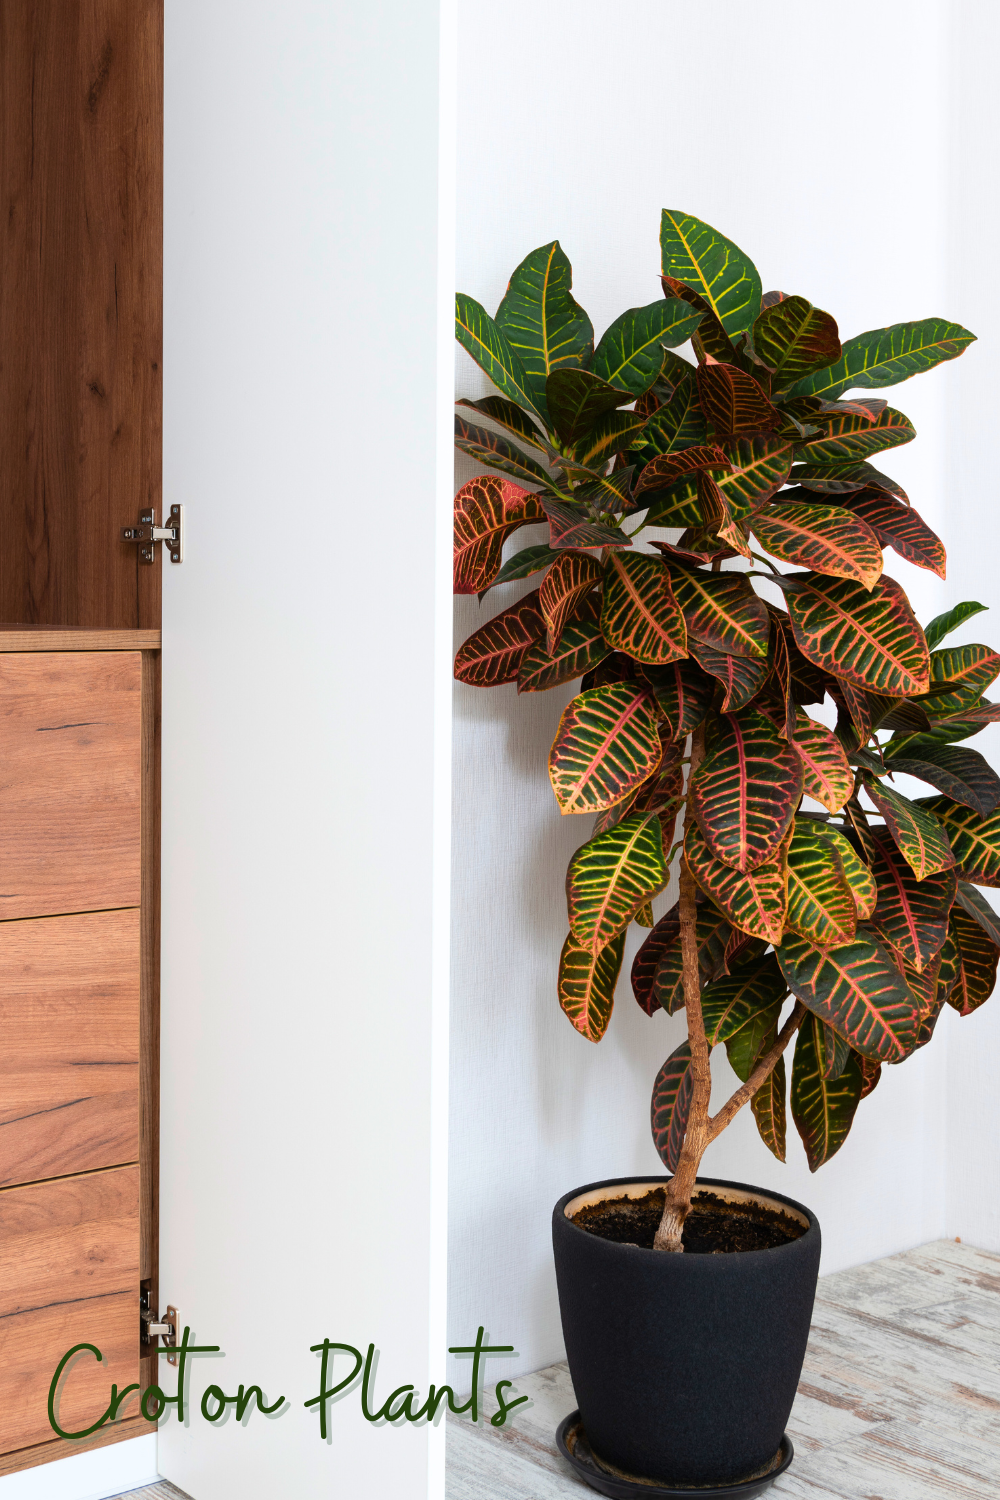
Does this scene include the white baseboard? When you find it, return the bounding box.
[0,1435,158,1500]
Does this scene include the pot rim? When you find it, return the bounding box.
[555,1174,818,1258]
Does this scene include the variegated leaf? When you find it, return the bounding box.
[784,573,929,697]
[545,369,632,446]
[785,822,858,945]
[455,414,555,488]
[453,475,547,594]
[791,462,908,501]
[456,395,549,452]
[752,501,883,590]
[690,707,804,871]
[541,497,631,550]
[558,930,627,1042]
[685,819,787,943]
[639,367,708,456]
[817,1021,850,1080]
[864,780,955,880]
[924,600,989,651]
[632,444,730,500]
[517,595,610,692]
[495,242,594,419]
[659,211,762,338]
[549,683,660,815]
[631,904,679,1016]
[700,952,789,1045]
[653,906,732,1014]
[919,645,1000,716]
[635,903,655,928]
[781,318,976,403]
[641,659,716,742]
[538,550,603,654]
[776,930,919,1062]
[601,552,687,664]
[816,826,877,919]
[643,436,792,526]
[753,295,841,386]
[575,409,648,468]
[663,564,769,660]
[696,363,782,439]
[792,717,853,813]
[859,1054,882,1099]
[836,489,945,579]
[791,1013,863,1171]
[651,1042,693,1173]
[883,744,1000,819]
[590,299,703,396]
[752,1057,787,1161]
[567,812,667,950]
[916,796,1000,887]
[955,883,1000,947]
[487,543,556,592]
[454,591,543,687]
[689,641,768,712]
[725,1008,782,1083]
[946,907,1000,1015]
[793,406,915,465]
[455,292,540,415]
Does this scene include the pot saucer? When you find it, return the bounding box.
[556,1412,793,1499]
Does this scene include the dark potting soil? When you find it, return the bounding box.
[572,1187,806,1253]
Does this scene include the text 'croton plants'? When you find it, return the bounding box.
[453,211,997,1251]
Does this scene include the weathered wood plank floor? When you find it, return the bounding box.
[447,1239,1000,1499]
[114,1482,191,1500]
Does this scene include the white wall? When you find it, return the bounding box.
[448,0,980,1388]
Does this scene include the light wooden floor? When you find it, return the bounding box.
[114,1484,191,1500]
[447,1239,1000,1499]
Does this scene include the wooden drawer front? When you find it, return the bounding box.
[0,911,139,1189]
[0,653,141,920]
[0,1166,139,1454]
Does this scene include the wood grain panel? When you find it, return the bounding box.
[0,1,163,630]
[0,910,139,1189]
[0,651,141,919]
[0,630,161,652]
[0,1166,139,1454]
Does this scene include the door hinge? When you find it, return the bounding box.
[140,1283,179,1364]
[123,504,184,564]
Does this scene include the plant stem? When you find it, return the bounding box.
[707,1001,805,1141]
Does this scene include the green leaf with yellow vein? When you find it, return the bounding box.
[455,293,541,416]
[653,906,732,1014]
[955,883,1000,947]
[601,552,687,664]
[700,952,789,1045]
[638,368,707,457]
[792,717,854,813]
[793,407,915,465]
[752,1056,788,1161]
[790,462,908,501]
[567,812,667,950]
[946,907,1000,1015]
[549,682,661,815]
[791,1013,863,1171]
[690,707,803,872]
[575,410,647,468]
[651,1042,693,1172]
[641,658,716,741]
[685,819,787,943]
[485,544,556,594]
[781,318,976,403]
[784,573,929,697]
[785,822,858,945]
[456,396,550,452]
[659,210,762,338]
[914,796,1000,887]
[815,826,877,919]
[546,369,633,447]
[817,1021,850,1080]
[864,780,955,880]
[495,242,594,420]
[883,743,1000,819]
[869,832,955,973]
[663,564,769,660]
[689,641,768,713]
[753,295,841,386]
[917,645,1000,716]
[590,300,703,397]
[924,601,988,652]
[835,489,945,580]
[539,550,603,654]
[753,502,883,590]
[454,414,558,491]
[935,927,962,1007]
[454,591,543,687]
[643,437,792,527]
[517,596,610,693]
[558,929,627,1042]
[776,930,919,1062]
[453,475,547,595]
[633,444,730,500]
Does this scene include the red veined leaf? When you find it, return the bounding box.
[752,1056,788,1161]
[752,501,883,590]
[690,707,803,871]
[601,552,687,664]
[694,474,752,559]
[919,645,1000,716]
[453,476,547,594]
[538,550,603,654]
[649,539,725,566]
[663,564,769,660]
[783,396,888,425]
[724,928,768,971]
[766,620,796,740]
[651,1042,693,1173]
[752,295,841,386]
[785,822,858,945]
[790,461,909,502]
[593,738,684,834]
[934,700,1000,730]
[659,277,742,367]
[816,825,877,918]
[784,573,929,697]
[696,363,783,438]
[653,906,732,1014]
[573,467,635,514]
[935,928,962,1010]
[456,395,550,453]
[454,591,543,687]
[567,812,667,950]
[792,716,853,813]
[793,407,915,465]
[631,904,680,1015]
[816,1020,850,1080]
[915,795,1000,886]
[541,496,631,550]
[884,744,1000,819]
[642,437,792,526]
[632,444,730,499]
[641,659,716,742]
[791,1014,864,1171]
[869,831,955,972]
[454,413,555,488]
[685,819,787,943]
[864,780,955,880]
[777,930,919,1062]
[549,682,660,815]
[582,651,639,691]
[517,595,611,693]
[883,945,945,1051]
[689,641,768,712]
[835,488,945,579]
[700,952,789,1045]
[858,1054,882,1099]
[844,798,879,866]
[833,677,874,746]
[558,929,627,1042]
[545,368,633,446]
[946,907,1000,1016]
[955,883,1000,947]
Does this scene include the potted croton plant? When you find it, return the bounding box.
[453,211,999,1497]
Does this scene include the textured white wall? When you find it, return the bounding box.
[448,0,971,1387]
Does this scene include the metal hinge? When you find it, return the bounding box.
[140,1283,179,1364]
[123,504,184,564]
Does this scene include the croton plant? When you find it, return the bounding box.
[453,211,1000,1252]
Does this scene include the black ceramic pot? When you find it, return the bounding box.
[552,1175,821,1489]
